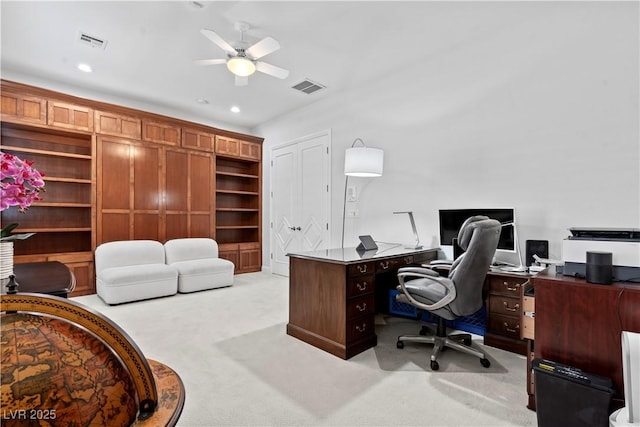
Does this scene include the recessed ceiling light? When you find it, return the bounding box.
[196,98,209,104]
[230,106,240,113]
[77,63,92,73]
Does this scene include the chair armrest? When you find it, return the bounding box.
[429,259,453,266]
[397,266,439,276]
[397,268,456,312]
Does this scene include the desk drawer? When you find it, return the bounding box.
[376,256,414,272]
[487,276,527,296]
[521,294,535,340]
[347,315,375,341]
[348,262,375,277]
[347,294,375,319]
[489,295,521,317]
[347,274,374,297]
[488,313,522,340]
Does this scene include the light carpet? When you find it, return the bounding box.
[73,271,537,427]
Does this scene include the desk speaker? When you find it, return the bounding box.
[586,251,612,285]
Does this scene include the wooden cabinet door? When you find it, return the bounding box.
[182,128,215,151]
[165,148,214,240]
[48,101,93,132]
[97,136,161,243]
[215,136,240,157]
[95,110,141,139]
[142,120,180,146]
[239,140,261,160]
[1,91,47,125]
[239,243,261,272]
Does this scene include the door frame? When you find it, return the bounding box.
[269,129,332,276]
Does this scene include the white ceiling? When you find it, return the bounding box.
[1,1,541,131]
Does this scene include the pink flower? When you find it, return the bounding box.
[0,152,45,212]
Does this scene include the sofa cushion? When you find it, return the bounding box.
[171,258,234,293]
[99,264,178,287]
[164,238,219,264]
[95,240,166,274]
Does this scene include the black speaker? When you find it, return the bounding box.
[586,251,613,285]
[525,240,549,266]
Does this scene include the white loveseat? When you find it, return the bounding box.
[164,238,235,293]
[95,240,178,305]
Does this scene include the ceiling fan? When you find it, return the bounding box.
[196,22,289,86]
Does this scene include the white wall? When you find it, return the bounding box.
[255,2,639,267]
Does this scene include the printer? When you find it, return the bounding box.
[562,228,640,281]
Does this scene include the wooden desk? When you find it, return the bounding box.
[287,245,438,359]
[531,269,640,410]
[5,261,76,298]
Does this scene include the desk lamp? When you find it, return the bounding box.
[393,211,423,249]
[341,138,384,248]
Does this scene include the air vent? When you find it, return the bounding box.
[292,79,326,95]
[78,31,107,49]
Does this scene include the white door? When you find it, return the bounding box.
[271,130,331,276]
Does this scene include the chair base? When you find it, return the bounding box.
[397,320,491,371]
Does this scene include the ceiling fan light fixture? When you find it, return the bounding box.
[227,56,256,77]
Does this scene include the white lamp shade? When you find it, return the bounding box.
[227,57,256,77]
[344,147,384,177]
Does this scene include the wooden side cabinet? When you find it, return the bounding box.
[484,271,529,355]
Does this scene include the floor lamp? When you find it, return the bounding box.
[341,138,384,248]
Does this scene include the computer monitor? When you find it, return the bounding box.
[439,208,516,257]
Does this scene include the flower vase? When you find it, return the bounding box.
[0,241,14,280]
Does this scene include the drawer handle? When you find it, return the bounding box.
[503,302,520,312]
[356,323,367,333]
[358,265,368,273]
[356,303,367,312]
[504,281,520,291]
[357,282,368,291]
[504,322,520,333]
[380,261,390,270]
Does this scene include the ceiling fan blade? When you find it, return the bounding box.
[194,59,227,66]
[200,29,236,55]
[235,75,248,86]
[256,61,289,79]
[245,37,280,59]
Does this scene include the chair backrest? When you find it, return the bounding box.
[164,238,219,264]
[95,240,166,274]
[447,216,501,316]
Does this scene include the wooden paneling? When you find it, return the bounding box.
[100,213,130,243]
[48,101,93,132]
[95,110,141,139]
[2,80,264,288]
[133,145,161,211]
[99,137,131,210]
[142,120,180,146]
[1,91,46,124]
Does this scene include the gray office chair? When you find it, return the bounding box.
[395,216,501,370]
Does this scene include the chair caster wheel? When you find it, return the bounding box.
[396,341,404,349]
[430,360,439,371]
[480,358,491,368]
